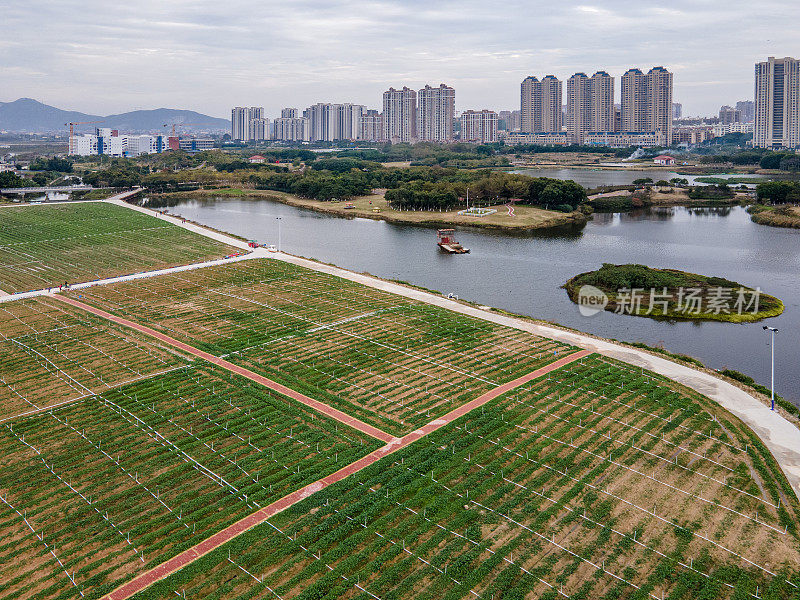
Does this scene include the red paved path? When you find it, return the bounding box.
[100,348,590,600]
[53,295,395,444]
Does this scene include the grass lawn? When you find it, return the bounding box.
[0,202,239,294]
[157,188,587,231]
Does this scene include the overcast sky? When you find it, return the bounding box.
[3,0,798,118]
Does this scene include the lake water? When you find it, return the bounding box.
[511,167,765,188]
[164,197,799,404]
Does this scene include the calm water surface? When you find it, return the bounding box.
[165,198,800,403]
[511,167,765,188]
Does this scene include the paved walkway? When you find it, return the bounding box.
[6,192,798,498]
[52,295,395,444]
[273,253,800,499]
[106,194,252,251]
[102,349,590,600]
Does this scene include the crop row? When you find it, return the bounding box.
[0,362,379,600]
[0,203,236,293]
[71,260,574,434]
[0,298,183,419]
[137,372,800,600]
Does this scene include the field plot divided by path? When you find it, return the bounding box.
[0,363,380,600]
[132,353,800,600]
[0,202,239,294]
[69,259,576,436]
[100,351,590,600]
[0,297,187,420]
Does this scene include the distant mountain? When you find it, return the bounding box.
[0,98,229,134]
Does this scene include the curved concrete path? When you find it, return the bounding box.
[7,192,799,498]
[270,253,800,499]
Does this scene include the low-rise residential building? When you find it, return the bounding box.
[583,131,660,147]
[503,132,570,146]
[673,125,715,145]
[178,138,215,153]
[71,128,168,157]
[712,121,754,137]
[653,155,675,166]
[249,155,266,164]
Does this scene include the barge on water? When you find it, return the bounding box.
[437,229,469,254]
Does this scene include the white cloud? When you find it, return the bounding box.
[1,0,799,117]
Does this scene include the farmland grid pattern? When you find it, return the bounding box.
[0,203,237,294]
[0,206,798,600]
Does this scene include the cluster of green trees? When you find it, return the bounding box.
[759,151,800,171]
[250,169,372,200]
[247,159,588,209]
[699,148,800,171]
[82,163,150,188]
[0,171,27,188]
[385,173,586,211]
[756,181,800,203]
[29,157,73,172]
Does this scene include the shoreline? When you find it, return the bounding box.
[149,188,589,232]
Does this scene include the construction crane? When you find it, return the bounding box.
[163,123,201,137]
[65,121,103,154]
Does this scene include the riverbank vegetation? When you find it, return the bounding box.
[748,204,800,228]
[565,263,783,322]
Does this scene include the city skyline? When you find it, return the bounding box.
[3,1,800,119]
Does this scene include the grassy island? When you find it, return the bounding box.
[565,263,783,322]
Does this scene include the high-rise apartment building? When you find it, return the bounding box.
[520,75,562,133]
[281,108,298,119]
[567,73,592,143]
[231,106,268,141]
[358,110,384,142]
[590,71,615,133]
[566,71,614,143]
[460,110,498,144]
[736,100,755,123]
[647,66,673,146]
[621,67,673,145]
[302,103,364,141]
[719,105,742,125]
[754,57,800,148]
[672,102,683,120]
[498,110,521,131]
[621,68,648,133]
[274,117,310,142]
[383,87,417,143]
[417,84,455,142]
[540,75,563,133]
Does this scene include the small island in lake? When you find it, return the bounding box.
[565,263,784,322]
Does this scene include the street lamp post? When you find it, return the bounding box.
[276,217,282,252]
[763,326,779,411]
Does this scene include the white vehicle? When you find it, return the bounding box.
[267,244,278,253]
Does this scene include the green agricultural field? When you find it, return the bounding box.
[0,363,380,600]
[133,355,800,600]
[0,297,187,420]
[0,202,238,294]
[69,260,575,436]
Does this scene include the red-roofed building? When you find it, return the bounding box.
[249,155,266,164]
[653,155,675,166]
